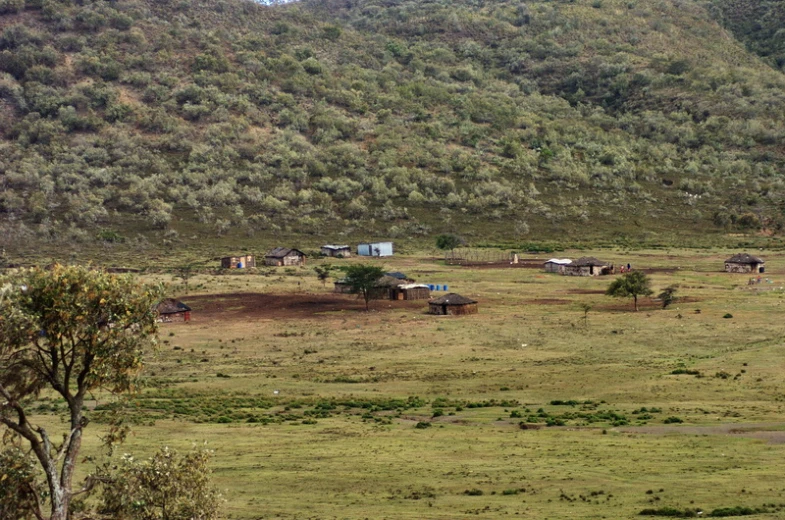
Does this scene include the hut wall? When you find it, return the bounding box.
[222,255,254,268]
[322,247,351,257]
[405,287,431,300]
[334,283,353,294]
[394,287,430,300]
[428,303,478,315]
[563,266,593,276]
[447,303,478,315]
[283,253,304,266]
[159,311,190,323]
[725,262,753,273]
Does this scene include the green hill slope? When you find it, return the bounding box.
[708,0,785,71]
[1,0,785,257]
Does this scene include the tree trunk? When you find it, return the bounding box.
[633,295,638,311]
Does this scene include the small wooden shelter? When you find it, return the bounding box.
[221,254,255,269]
[265,247,306,266]
[334,278,352,293]
[369,275,403,299]
[391,283,431,301]
[725,253,765,274]
[562,257,611,276]
[428,293,478,315]
[321,245,351,257]
[156,298,191,322]
[544,258,572,274]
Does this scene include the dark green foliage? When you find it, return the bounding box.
[606,272,654,312]
[1,0,785,246]
[435,233,465,252]
[341,263,386,311]
[658,286,678,309]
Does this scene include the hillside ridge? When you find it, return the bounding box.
[1,0,785,260]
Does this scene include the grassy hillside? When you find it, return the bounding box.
[2,0,785,260]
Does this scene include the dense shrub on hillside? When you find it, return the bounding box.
[0,0,784,245]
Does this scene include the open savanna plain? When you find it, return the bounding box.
[38,249,785,519]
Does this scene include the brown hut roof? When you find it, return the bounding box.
[572,256,607,267]
[374,275,403,287]
[725,253,764,264]
[266,247,305,258]
[157,298,191,315]
[429,293,477,305]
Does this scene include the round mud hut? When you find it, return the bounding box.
[428,293,478,316]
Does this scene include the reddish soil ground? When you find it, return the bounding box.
[184,292,426,321]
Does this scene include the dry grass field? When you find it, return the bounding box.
[35,249,785,519]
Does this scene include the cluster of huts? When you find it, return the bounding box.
[334,271,478,315]
[543,253,765,276]
[221,242,395,269]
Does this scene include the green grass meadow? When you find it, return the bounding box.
[32,249,785,518]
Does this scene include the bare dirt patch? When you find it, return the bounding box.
[617,423,785,444]
[457,259,546,269]
[523,298,572,305]
[567,288,607,295]
[183,292,425,322]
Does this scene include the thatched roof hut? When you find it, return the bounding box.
[428,293,478,315]
[156,298,191,322]
[725,253,765,274]
[563,257,611,276]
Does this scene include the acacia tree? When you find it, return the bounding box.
[342,264,385,311]
[0,264,162,520]
[605,271,653,311]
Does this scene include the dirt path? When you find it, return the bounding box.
[616,422,785,443]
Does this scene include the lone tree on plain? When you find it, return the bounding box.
[342,263,385,311]
[606,271,653,311]
[0,264,161,520]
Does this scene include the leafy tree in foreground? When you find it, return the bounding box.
[342,263,385,311]
[0,264,161,520]
[100,445,222,520]
[605,271,653,312]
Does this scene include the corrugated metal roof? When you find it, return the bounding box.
[545,258,573,265]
